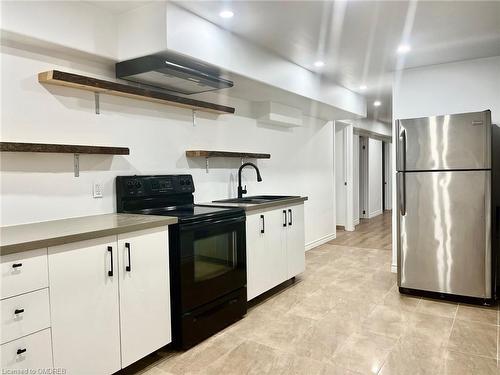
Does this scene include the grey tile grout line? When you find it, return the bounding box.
[376,288,422,375]
[445,303,459,350]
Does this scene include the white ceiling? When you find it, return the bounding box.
[176,0,500,123]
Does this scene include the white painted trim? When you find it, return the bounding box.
[305,233,336,251]
[391,263,398,273]
[368,209,383,219]
[354,218,360,225]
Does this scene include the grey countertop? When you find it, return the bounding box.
[0,213,177,256]
[204,196,308,212]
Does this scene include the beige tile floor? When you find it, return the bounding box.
[125,213,499,375]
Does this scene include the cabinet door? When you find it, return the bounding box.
[48,236,121,375]
[246,209,288,301]
[245,212,268,300]
[266,208,288,288]
[117,227,171,368]
[286,204,305,278]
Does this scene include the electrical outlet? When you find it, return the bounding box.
[93,183,103,198]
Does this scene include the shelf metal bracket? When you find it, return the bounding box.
[192,109,197,127]
[94,92,100,115]
[74,153,80,177]
[241,158,244,165]
[205,157,209,173]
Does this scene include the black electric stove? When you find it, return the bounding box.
[128,205,244,224]
[116,175,247,349]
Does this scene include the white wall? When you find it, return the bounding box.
[391,55,500,271]
[353,119,392,137]
[1,1,118,61]
[1,1,366,120]
[0,44,336,249]
[368,138,383,218]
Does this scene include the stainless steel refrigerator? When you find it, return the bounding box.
[396,110,499,303]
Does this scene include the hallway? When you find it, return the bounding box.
[331,211,392,251]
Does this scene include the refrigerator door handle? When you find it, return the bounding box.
[399,128,407,171]
[399,173,406,216]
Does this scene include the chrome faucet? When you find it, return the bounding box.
[238,162,262,198]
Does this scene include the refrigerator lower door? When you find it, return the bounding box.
[398,170,491,298]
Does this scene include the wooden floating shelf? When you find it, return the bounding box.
[0,142,130,155]
[38,70,235,115]
[186,150,271,159]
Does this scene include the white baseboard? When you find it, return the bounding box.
[305,232,336,251]
[368,209,383,219]
[391,263,397,273]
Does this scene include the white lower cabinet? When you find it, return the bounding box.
[246,203,305,300]
[48,227,171,375]
[48,236,122,375]
[1,248,48,300]
[246,208,287,300]
[1,288,51,344]
[1,328,53,370]
[118,227,171,368]
[285,204,306,278]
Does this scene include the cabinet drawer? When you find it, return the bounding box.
[1,328,53,370]
[1,289,51,344]
[1,248,48,299]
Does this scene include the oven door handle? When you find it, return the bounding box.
[179,216,245,231]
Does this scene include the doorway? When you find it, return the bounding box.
[358,136,369,220]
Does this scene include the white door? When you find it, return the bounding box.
[117,227,171,368]
[48,236,121,375]
[384,142,393,210]
[285,205,305,278]
[353,134,360,225]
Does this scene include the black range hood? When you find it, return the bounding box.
[116,53,233,95]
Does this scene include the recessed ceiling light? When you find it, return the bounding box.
[219,10,234,18]
[397,44,411,54]
[359,85,367,90]
[314,61,325,68]
[374,100,382,107]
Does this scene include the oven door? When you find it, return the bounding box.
[179,215,246,311]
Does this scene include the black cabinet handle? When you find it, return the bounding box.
[288,209,293,226]
[283,210,287,227]
[12,263,22,268]
[14,309,24,315]
[107,246,114,277]
[260,215,265,234]
[125,242,131,272]
[17,348,26,355]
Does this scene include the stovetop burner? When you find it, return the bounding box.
[131,204,243,223]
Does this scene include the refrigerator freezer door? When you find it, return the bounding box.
[397,110,491,171]
[398,170,491,298]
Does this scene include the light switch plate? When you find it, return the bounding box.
[93,182,103,198]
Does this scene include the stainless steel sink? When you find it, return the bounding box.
[213,195,298,204]
[247,195,297,200]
